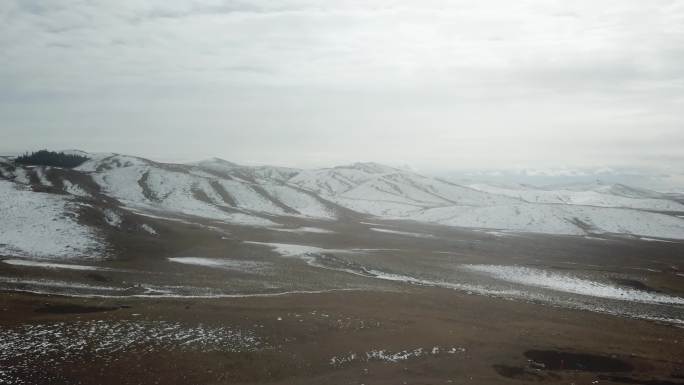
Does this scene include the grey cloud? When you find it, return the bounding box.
[1,0,683,183]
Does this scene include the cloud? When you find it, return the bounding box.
[1,0,683,178]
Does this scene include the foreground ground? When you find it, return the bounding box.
[2,286,683,385]
[1,215,683,385]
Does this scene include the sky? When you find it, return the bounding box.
[1,0,683,177]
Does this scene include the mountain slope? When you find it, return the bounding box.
[468,182,684,212]
[1,152,684,262]
[0,180,104,259]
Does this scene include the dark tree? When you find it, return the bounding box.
[15,150,89,168]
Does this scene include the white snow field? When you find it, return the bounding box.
[412,203,684,239]
[270,227,335,234]
[468,182,684,211]
[0,180,103,259]
[168,257,271,273]
[243,242,327,258]
[462,264,684,305]
[369,228,434,238]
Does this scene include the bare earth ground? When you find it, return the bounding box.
[1,215,683,385]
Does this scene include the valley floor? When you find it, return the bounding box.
[2,285,683,385]
[1,215,683,385]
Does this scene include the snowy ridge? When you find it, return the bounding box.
[468,182,684,211]
[288,163,684,239]
[412,203,684,239]
[87,154,338,225]
[2,152,684,243]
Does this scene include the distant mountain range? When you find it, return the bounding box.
[1,151,684,260]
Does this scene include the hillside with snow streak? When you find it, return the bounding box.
[286,163,684,239]
[0,180,104,259]
[78,154,338,225]
[467,182,684,212]
[1,152,684,248]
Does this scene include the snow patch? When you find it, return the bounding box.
[168,257,271,273]
[370,228,434,238]
[0,180,104,260]
[414,203,684,239]
[0,321,263,384]
[35,167,52,187]
[1,259,110,271]
[141,224,157,235]
[270,227,334,234]
[244,242,326,257]
[330,346,465,366]
[11,168,30,184]
[0,276,122,293]
[639,237,678,243]
[468,183,684,211]
[462,264,684,305]
[103,209,122,227]
[62,180,91,198]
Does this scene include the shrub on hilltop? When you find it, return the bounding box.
[15,150,89,168]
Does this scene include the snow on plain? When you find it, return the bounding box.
[244,242,326,257]
[141,224,157,235]
[243,241,358,271]
[639,237,678,243]
[330,346,466,366]
[366,269,526,297]
[0,276,123,294]
[370,228,434,238]
[1,259,111,271]
[0,275,360,299]
[168,257,271,273]
[0,180,103,260]
[270,227,334,234]
[361,267,684,325]
[0,320,263,384]
[462,264,684,305]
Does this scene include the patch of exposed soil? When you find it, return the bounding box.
[524,350,634,372]
[35,304,120,314]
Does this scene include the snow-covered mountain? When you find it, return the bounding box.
[1,152,684,260]
[290,163,519,217]
[79,154,339,223]
[467,182,684,212]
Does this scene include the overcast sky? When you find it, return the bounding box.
[1,0,683,173]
